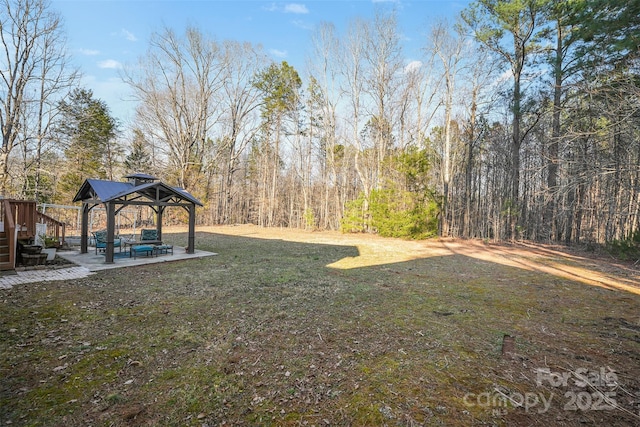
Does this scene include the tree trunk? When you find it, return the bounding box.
[463,89,477,238]
[545,20,562,241]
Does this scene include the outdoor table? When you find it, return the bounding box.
[123,238,162,257]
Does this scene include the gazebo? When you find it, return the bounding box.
[72,173,203,263]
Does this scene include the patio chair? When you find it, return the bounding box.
[140,228,160,242]
[138,228,173,257]
[92,230,123,255]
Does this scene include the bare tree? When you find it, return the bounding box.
[307,22,342,229]
[337,11,405,231]
[361,10,404,190]
[340,16,369,213]
[457,45,498,238]
[27,18,76,202]
[212,41,267,224]
[395,54,440,151]
[124,26,224,192]
[429,20,469,236]
[0,0,75,196]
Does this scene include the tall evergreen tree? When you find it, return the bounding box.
[124,129,152,174]
[462,0,548,238]
[55,88,119,202]
[571,0,640,69]
[252,61,302,226]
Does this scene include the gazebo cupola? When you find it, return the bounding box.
[125,172,158,187]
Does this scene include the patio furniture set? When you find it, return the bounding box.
[92,229,174,259]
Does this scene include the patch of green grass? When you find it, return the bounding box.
[105,392,127,405]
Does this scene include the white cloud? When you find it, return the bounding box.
[497,69,513,83]
[371,0,404,10]
[79,48,100,56]
[120,28,137,42]
[98,59,123,69]
[404,60,422,74]
[262,2,278,12]
[284,3,309,14]
[263,3,309,14]
[269,49,288,58]
[292,19,313,30]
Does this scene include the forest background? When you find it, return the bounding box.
[1,0,639,252]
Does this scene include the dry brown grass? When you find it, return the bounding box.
[1,225,639,426]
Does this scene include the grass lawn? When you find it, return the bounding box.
[1,225,639,426]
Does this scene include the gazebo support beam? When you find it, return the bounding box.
[81,203,90,254]
[105,202,116,263]
[157,206,164,241]
[187,204,196,254]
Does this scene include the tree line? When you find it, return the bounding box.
[1,0,639,248]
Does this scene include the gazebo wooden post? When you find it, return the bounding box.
[157,207,164,241]
[187,204,196,254]
[81,203,89,254]
[105,202,116,264]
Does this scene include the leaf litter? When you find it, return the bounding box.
[1,225,639,426]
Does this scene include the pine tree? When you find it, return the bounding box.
[124,129,152,174]
[55,88,119,202]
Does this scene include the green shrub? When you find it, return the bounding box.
[606,230,640,260]
[369,188,438,239]
[341,193,370,233]
[303,208,316,230]
[341,146,439,239]
[341,189,439,239]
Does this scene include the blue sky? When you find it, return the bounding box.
[51,0,470,124]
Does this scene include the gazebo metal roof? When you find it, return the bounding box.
[72,174,202,263]
[73,178,203,207]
